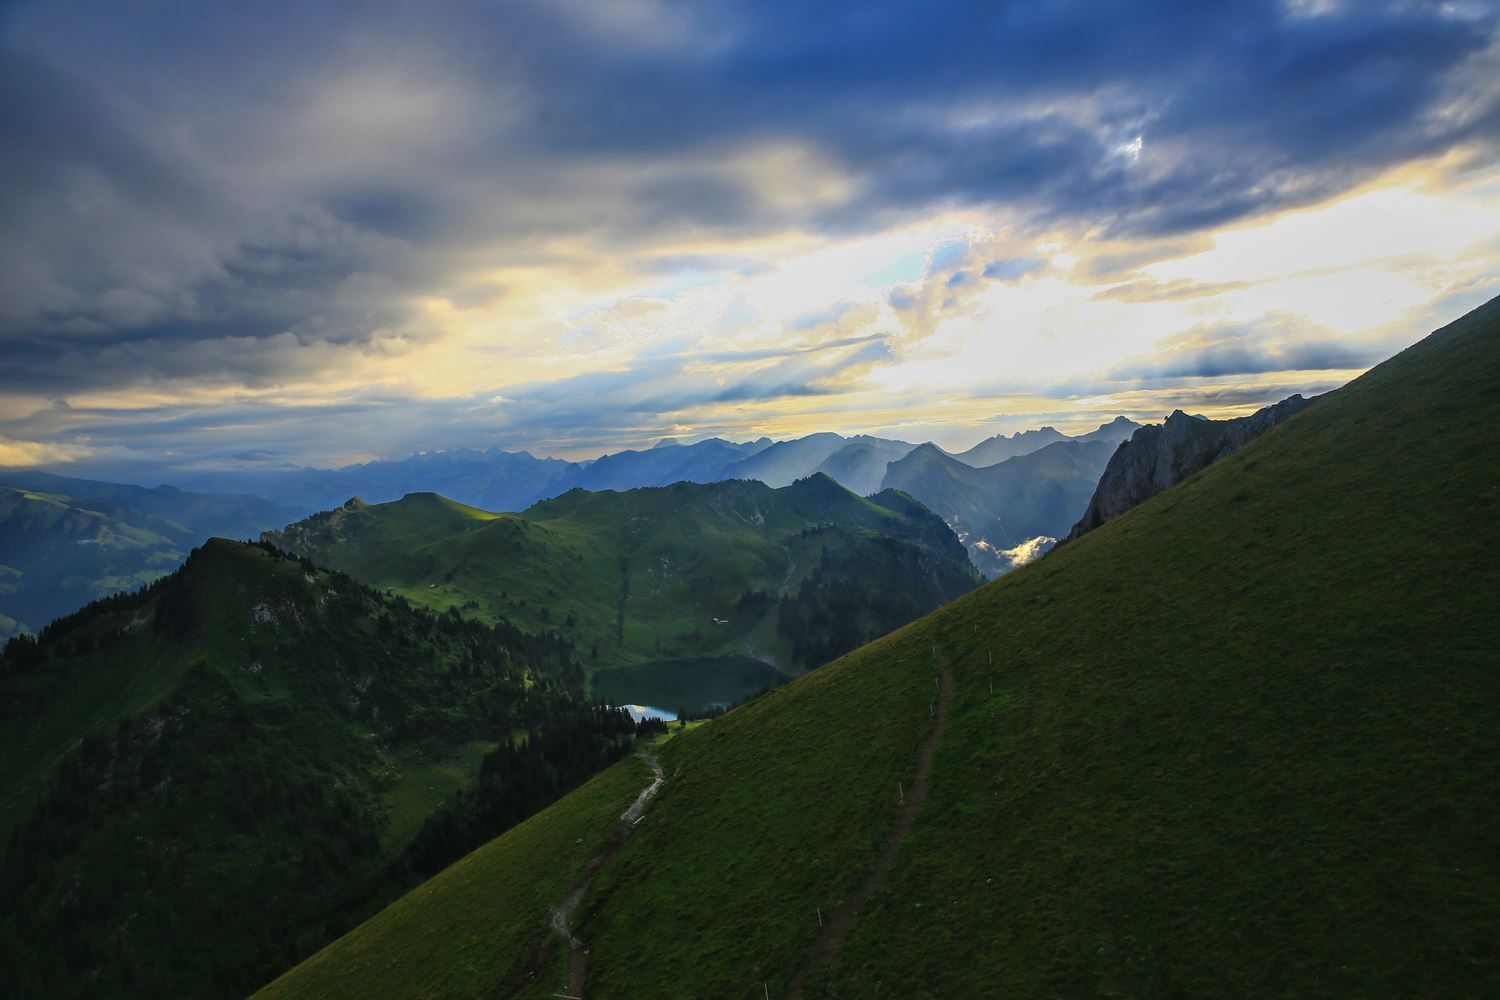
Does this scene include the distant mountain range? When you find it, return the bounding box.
[0,471,298,638]
[887,417,1140,574]
[118,422,1144,523]
[173,416,1138,576]
[884,436,1122,575]
[172,448,581,516]
[812,436,920,495]
[568,437,770,493]
[2,418,1146,634]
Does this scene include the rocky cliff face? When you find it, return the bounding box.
[1064,394,1315,542]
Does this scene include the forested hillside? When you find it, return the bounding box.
[0,539,646,998]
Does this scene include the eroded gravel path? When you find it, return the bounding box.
[546,750,666,999]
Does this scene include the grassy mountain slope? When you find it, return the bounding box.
[0,472,299,638]
[882,438,1115,576]
[0,539,593,998]
[268,296,1498,996]
[830,298,1500,996]
[261,619,939,1000]
[266,476,981,704]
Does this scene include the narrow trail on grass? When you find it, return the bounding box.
[547,749,666,999]
[787,650,954,997]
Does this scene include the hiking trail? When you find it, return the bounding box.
[786,650,954,996]
[545,749,666,999]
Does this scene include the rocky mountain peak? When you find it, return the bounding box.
[1063,394,1316,543]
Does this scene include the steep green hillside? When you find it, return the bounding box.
[266,475,981,708]
[267,297,1499,997]
[0,471,298,638]
[0,539,627,999]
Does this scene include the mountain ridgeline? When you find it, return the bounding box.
[1065,393,1316,541]
[263,475,983,709]
[0,539,654,998]
[881,435,1122,575]
[0,472,299,639]
[227,419,1136,579]
[263,296,1499,998]
[3,417,1136,638]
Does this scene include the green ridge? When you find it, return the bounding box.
[266,475,981,701]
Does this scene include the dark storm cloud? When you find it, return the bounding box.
[0,0,1495,451]
[1106,319,1392,381]
[686,0,1498,236]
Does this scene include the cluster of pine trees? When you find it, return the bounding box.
[0,540,659,998]
[773,528,973,668]
[0,569,180,676]
[401,703,658,877]
[1,663,393,997]
[724,527,979,672]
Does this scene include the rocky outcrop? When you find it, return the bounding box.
[1063,394,1315,542]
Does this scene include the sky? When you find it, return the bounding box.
[2,0,1498,474]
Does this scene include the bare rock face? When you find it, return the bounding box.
[1063,394,1315,542]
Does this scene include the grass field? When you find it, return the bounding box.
[268,296,1500,996]
[828,294,1500,997]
